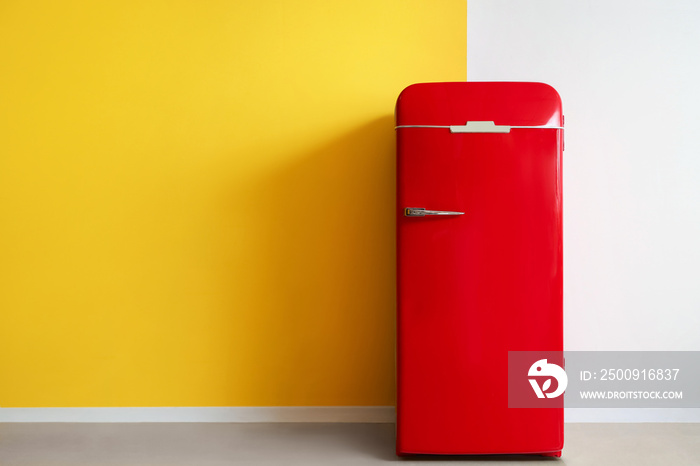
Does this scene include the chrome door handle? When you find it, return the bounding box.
[404,207,464,217]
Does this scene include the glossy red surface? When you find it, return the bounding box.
[396,82,564,456]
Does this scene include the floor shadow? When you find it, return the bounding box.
[397,454,562,462]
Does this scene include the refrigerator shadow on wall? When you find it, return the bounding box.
[218,116,397,408]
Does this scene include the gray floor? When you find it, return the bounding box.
[0,423,698,466]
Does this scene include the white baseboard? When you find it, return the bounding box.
[1,407,698,423]
[565,408,700,423]
[0,406,395,423]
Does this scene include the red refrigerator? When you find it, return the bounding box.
[396,82,564,456]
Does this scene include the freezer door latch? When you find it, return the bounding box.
[404,207,464,217]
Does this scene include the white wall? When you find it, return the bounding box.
[468,0,700,352]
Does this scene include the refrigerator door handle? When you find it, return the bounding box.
[404,207,464,217]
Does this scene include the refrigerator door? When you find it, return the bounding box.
[396,82,564,456]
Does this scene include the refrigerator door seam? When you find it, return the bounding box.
[395,122,564,133]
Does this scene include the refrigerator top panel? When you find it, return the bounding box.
[396,81,562,128]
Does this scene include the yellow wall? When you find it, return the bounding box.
[0,1,466,407]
